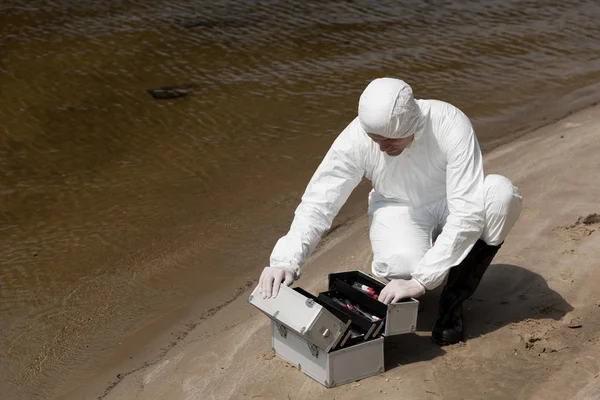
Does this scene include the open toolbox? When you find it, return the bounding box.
[248,270,419,387]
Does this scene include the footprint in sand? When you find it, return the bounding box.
[554,213,600,241]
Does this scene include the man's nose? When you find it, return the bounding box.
[379,141,391,151]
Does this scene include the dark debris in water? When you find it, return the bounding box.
[147,87,188,100]
[147,85,197,100]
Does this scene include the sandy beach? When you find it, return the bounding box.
[58,104,600,400]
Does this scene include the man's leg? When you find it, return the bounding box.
[432,174,523,345]
[368,194,435,280]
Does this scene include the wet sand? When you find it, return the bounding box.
[67,104,600,400]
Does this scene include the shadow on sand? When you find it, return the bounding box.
[385,263,573,369]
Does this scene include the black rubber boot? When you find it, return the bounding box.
[431,239,502,345]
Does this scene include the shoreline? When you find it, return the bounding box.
[477,81,600,152]
[64,103,600,400]
[53,187,373,400]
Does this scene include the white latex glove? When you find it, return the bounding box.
[379,278,426,305]
[258,266,296,299]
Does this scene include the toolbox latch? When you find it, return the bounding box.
[308,342,319,358]
[277,323,287,339]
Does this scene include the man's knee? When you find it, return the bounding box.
[371,249,422,280]
[484,174,519,207]
[482,174,523,245]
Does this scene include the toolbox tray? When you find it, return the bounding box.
[294,287,375,348]
[317,289,383,341]
[328,271,419,336]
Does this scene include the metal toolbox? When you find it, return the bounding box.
[248,270,419,388]
[271,320,384,388]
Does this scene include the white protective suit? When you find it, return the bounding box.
[269,78,522,290]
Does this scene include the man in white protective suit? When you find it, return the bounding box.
[258,77,523,345]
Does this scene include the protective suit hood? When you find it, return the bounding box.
[358,77,424,139]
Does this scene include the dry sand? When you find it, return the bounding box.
[68,105,600,400]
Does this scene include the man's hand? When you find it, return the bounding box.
[259,266,296,299]
[379,278,426,304]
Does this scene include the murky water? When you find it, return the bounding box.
[1,0,600,398]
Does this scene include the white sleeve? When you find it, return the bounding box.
[411,111,485,290]
[270,122,365,278]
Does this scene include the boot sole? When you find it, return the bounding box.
[431,330,462,346]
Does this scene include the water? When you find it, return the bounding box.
[1,0,600,398]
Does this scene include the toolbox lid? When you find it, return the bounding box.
[328,270,419,336]
[248,284,348,352]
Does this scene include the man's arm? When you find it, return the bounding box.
[410,111,485,291]
[261,122,365,297]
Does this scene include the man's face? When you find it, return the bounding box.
[367,133,415,157]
